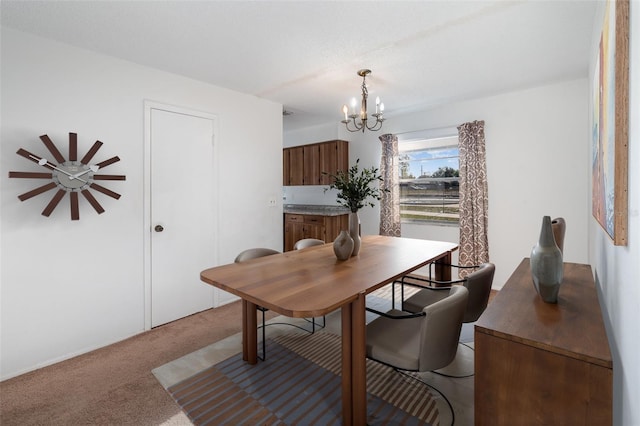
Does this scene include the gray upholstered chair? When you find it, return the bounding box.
[234,247,280,263]
[234,246,322,360]
[366,285,469,421]
[293,238,325,250]
[401,263,495,324]
[293,238,326,331]
[397,263,494,378]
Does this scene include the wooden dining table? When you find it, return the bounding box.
[200,235,458,425]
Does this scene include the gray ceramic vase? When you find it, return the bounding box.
[530,215,564,303]
[349,211,361,256]
[333,230,354,260]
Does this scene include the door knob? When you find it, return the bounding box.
[154,225,164,232]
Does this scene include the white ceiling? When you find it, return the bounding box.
[1,0,598,132]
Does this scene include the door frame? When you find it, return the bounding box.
[143,100,219,330]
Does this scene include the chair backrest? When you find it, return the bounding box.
[551,217,566,254]
[234,248,280,263]
[418,285,468,372]
[463,262,495,323]
[293,238,325,250]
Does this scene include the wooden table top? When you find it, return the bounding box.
[475,258,612,368]
[201,235,458,318]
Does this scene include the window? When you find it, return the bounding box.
[398,134,459,225]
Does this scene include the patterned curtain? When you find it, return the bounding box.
[457,120,489,275]
[379,134,401,237]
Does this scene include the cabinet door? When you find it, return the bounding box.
[320,140,349,185]
[303,223,324,241]
[303,144,320,185]
[284,215,305,251]
[288,146,304,186]
[324,214,349,243]
[302,215,324,241]
[336,140,349,174]
[283,148,290,185]
[285,222,323,250]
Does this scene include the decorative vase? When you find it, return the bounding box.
[551,217,566,254]
[333,230,354,260]
[349,211,361,256]
[530,215,564,303]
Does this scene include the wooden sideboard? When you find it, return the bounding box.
[475,258,613,425]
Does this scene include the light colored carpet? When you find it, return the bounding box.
[0,301,255,426]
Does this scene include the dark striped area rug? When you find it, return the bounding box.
[167,332,441,425]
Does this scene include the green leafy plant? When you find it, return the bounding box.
[324,159,387,213]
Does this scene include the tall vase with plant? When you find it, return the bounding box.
[325,159,387,256]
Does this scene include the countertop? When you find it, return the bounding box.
[284,204,350,216]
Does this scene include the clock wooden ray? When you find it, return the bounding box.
[8,132,126,220]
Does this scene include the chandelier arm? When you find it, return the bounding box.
[342,117,363,132]
[366,116,384,131]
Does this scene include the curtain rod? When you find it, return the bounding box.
[394,125,460,141]
[393,124,460,137]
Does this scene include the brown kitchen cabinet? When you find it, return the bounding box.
[319,140,348,185]
[303,144,320,185]
[283,140,348,186]
[285,146,304,185]
[474,258,613,425]
[284,213,349,251]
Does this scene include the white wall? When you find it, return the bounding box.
[287,79,590,289]
[0,28,283,380]
[588,2,640,425]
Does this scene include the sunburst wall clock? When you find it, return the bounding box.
[8,132,126,220]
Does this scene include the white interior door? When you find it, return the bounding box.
[150,106,217,327]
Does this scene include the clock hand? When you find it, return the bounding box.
[32,156,88,184]
[69,164,99,180]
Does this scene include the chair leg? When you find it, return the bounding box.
[258,308,323,360]
[314,316,326,332]
[432,342,475,378]
[395,369,455,426]
[392,281,396,310]
[305,316,326,334]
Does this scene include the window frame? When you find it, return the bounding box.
[398,129,459,227]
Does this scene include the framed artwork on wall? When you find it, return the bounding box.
[592,0,629,246]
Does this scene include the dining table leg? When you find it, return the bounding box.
[433,250,454,281]
[341,302,352,425]
[242,299,258,364]
[341,293,367,426]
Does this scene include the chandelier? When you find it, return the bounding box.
[341,69,385,133]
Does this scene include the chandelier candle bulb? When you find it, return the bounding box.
[375,96,380,114]
[342,105,348,121]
